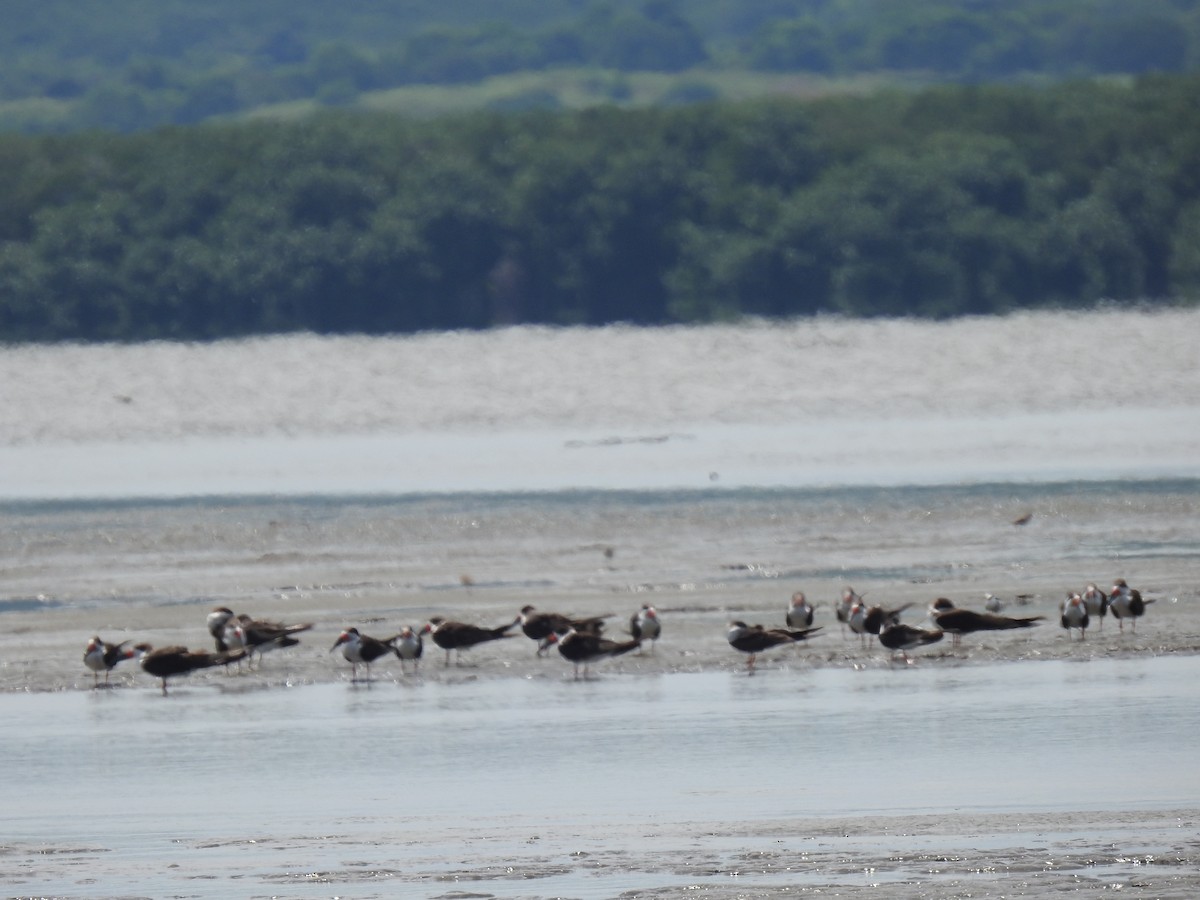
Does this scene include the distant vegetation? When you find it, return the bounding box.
[3,75,1199,342]
[1,0,1198,132]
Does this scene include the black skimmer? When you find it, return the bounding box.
[395,625,423,673]
[847,602,870,647]
[726,621,821,671]
[786,591,814,628]
[228,613,314,664]
[206,606,237,651]
[630,604,661,651]
[1109,579,1151,632]
[330,627,402,680]
[546,628,640,679]
[518,605,608,656]
[835,587,860,636]
[879,622,944,664]
[422,616,518,666]
[930,599,1044,647]
[1082,583,1109,630]
[207,607,312,662]
[83,636,136,687]
[862,602,912,635]
[1060,592,1089,641]
[136,645,247,695]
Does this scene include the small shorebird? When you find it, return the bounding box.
[835,587,860,636]
[330,627,404,681]
[1109,579,1152,632]
[83,636,137,687]
[879,622,944,665]
[1082,583,1109,631]
[422,616,519,666]
[726,621,821,672]
[786,591,814,628]
[207,606,312,664]
[395,626,423,673]
[862,602,912,635]
[518,605,609,656]
[1060,592,1089,641]
[630,604,661,652]
[136,645,247,695]
[930,599,1043,647]
[547,628,641,680]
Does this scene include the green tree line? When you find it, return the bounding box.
[2,75,1200,343]
[2,0,1199,133]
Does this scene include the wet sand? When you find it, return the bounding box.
[4,655,1200,899]
[3,563,1197,694]
[6,808,1199,898]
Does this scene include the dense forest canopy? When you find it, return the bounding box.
[1,0,1198,132]
[2,75,1199,343]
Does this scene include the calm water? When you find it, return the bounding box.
[4,657,1198,897]
[2,313,1199,896]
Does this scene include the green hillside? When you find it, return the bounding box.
[2,77,1199,342]
[2,0,1197,133]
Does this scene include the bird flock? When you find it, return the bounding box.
[83,602,664,692]
[83,578,1150,691]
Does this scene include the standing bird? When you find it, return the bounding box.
[207,607,312,663]
[83,636,136,687]
[422,616,518,666]
[206,606,237,651]
[517,605,608,656]
[931,599,1044,647]
[395,625,423,673]
[630,604,661,652]
[835,587,861,636]
[862,602,913,636]
[1082,583,1109,631]
[228,614,314,666]
[330,628,402,681]
[136,645,246,695]
[847,602,871,647]
[1109,579,1151,632]
[878,622,944,665]
[786,591,814,628]
[984,593,1005,613]
[726,621,821,672]
[1060,592,1089,641]
[546,628,641,680]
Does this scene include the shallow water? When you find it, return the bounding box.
[2,312,1200,897]
[2,309,1199,500]
[4,657,1199,898]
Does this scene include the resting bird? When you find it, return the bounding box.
[862,602,912,635]
[395,625,423,673]
[630,604,661,652]
[835,587,861,636]
[1109,579,1152,632]
[546,628,641,680]
[878,622,943,664]
[207,606,313,664]
[1060,592,1089,641]
[786,591,814,628]
[330,627,403,681]
[422,616,518,666]
[726,621,821,672]
[83,636,136,687]
[930,599,1043,647]
[518,605,609,656]
[1082,583,1109,631]
[136,645,247,695]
